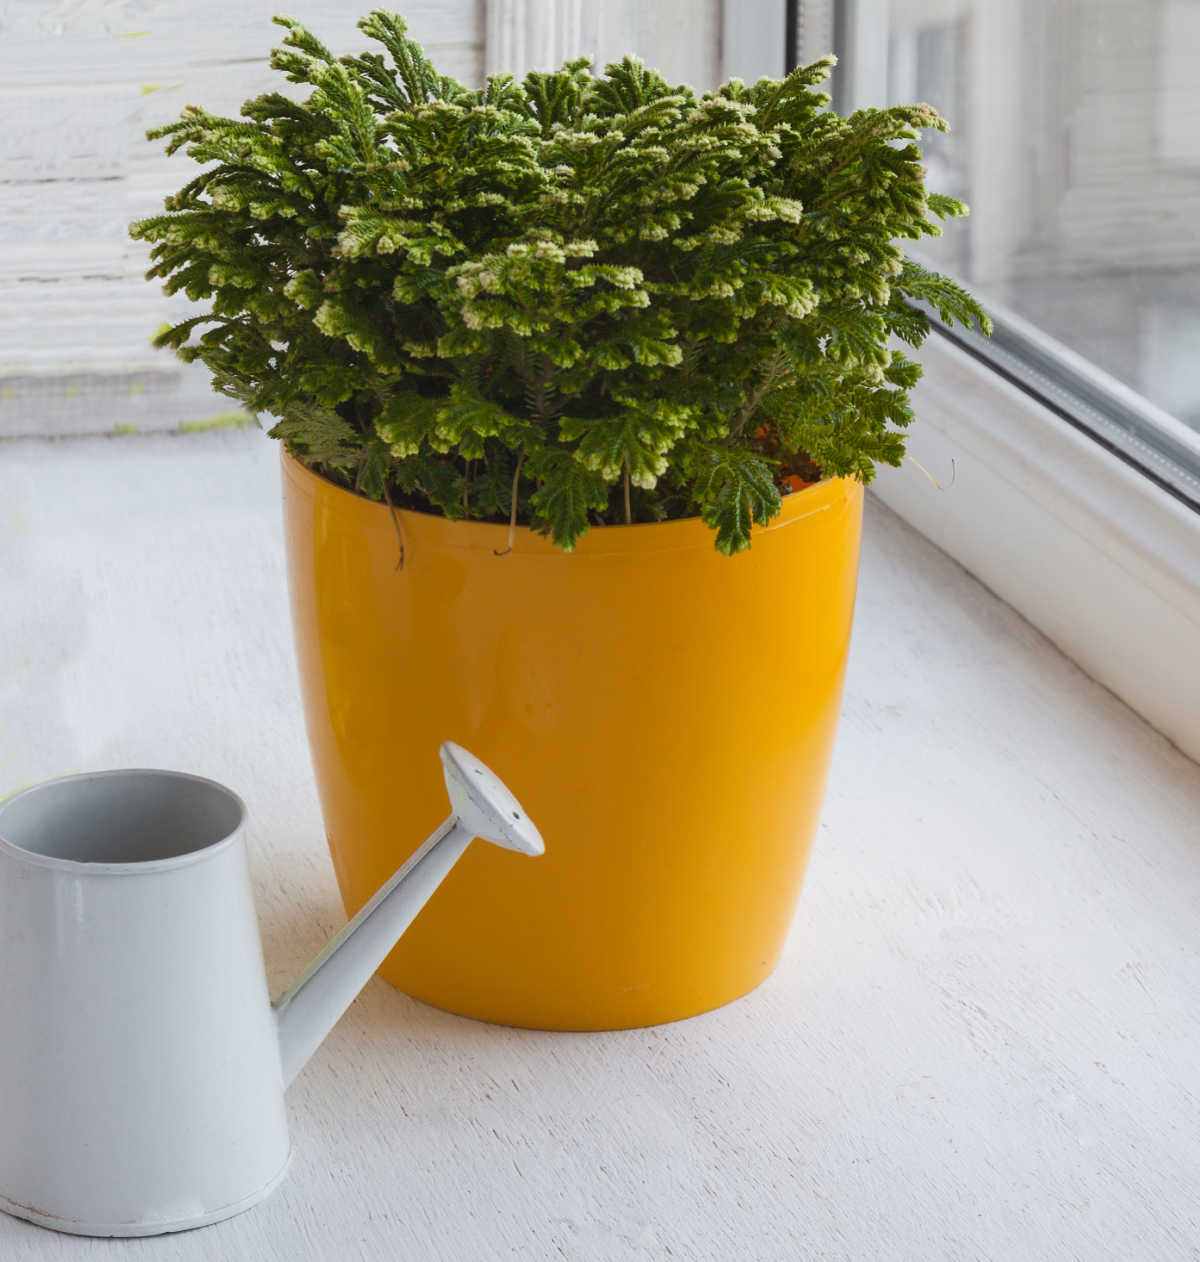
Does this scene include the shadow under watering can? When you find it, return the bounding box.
[0,742,543,1237]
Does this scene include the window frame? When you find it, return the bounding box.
[791,0,1200,759]
[931,309,1200,518]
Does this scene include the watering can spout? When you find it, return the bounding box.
[272,742,543,1086]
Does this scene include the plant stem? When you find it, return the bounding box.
[380,477,406,572]
[494,451,525,557]
[731,346,789,437]
[623,465,632,525]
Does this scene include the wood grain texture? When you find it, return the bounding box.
[485,0,720,86]
[1,429,1198,1260]
[0,2,483,438]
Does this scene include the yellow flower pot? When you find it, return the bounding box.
[282,451,863,1030]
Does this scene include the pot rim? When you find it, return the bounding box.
[280,447,858,558]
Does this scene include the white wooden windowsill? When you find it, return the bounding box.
[873,332,1200,766]
[2,430,1198,1261]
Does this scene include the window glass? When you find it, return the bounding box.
[840,0,1200,455]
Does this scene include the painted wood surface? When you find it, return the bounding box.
[486,0,721,87]
[0,2,483,438]
[1,428,1198,1259]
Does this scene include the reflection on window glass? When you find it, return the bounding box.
[844,0,1200,430]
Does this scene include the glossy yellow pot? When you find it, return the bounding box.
[282,451,863,1030]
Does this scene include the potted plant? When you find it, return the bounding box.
[132,11,988,1030]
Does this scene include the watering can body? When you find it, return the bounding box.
[0,747,541,1236]
[0,811,291,1235]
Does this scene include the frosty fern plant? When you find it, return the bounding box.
[131,10,989,554]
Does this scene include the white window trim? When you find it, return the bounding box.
[872,332,1200,763]
[484,0,721,83]
[484,0,598,79]
[723,0,787,81]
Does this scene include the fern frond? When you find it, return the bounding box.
[898,260,992,335]
[268,404,359,467]
[685,444,781,555]
[527,449,609,550]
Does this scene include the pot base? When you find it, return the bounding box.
[382,953,782,1033]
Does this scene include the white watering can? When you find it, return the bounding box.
[0,742,543,1237]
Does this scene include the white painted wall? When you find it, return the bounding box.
[0,2,484,438]
[486,0,722,91]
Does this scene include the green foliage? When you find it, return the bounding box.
[131,11,988,553]
[685,445,783,556]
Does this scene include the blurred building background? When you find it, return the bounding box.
[844,0,1200,428]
